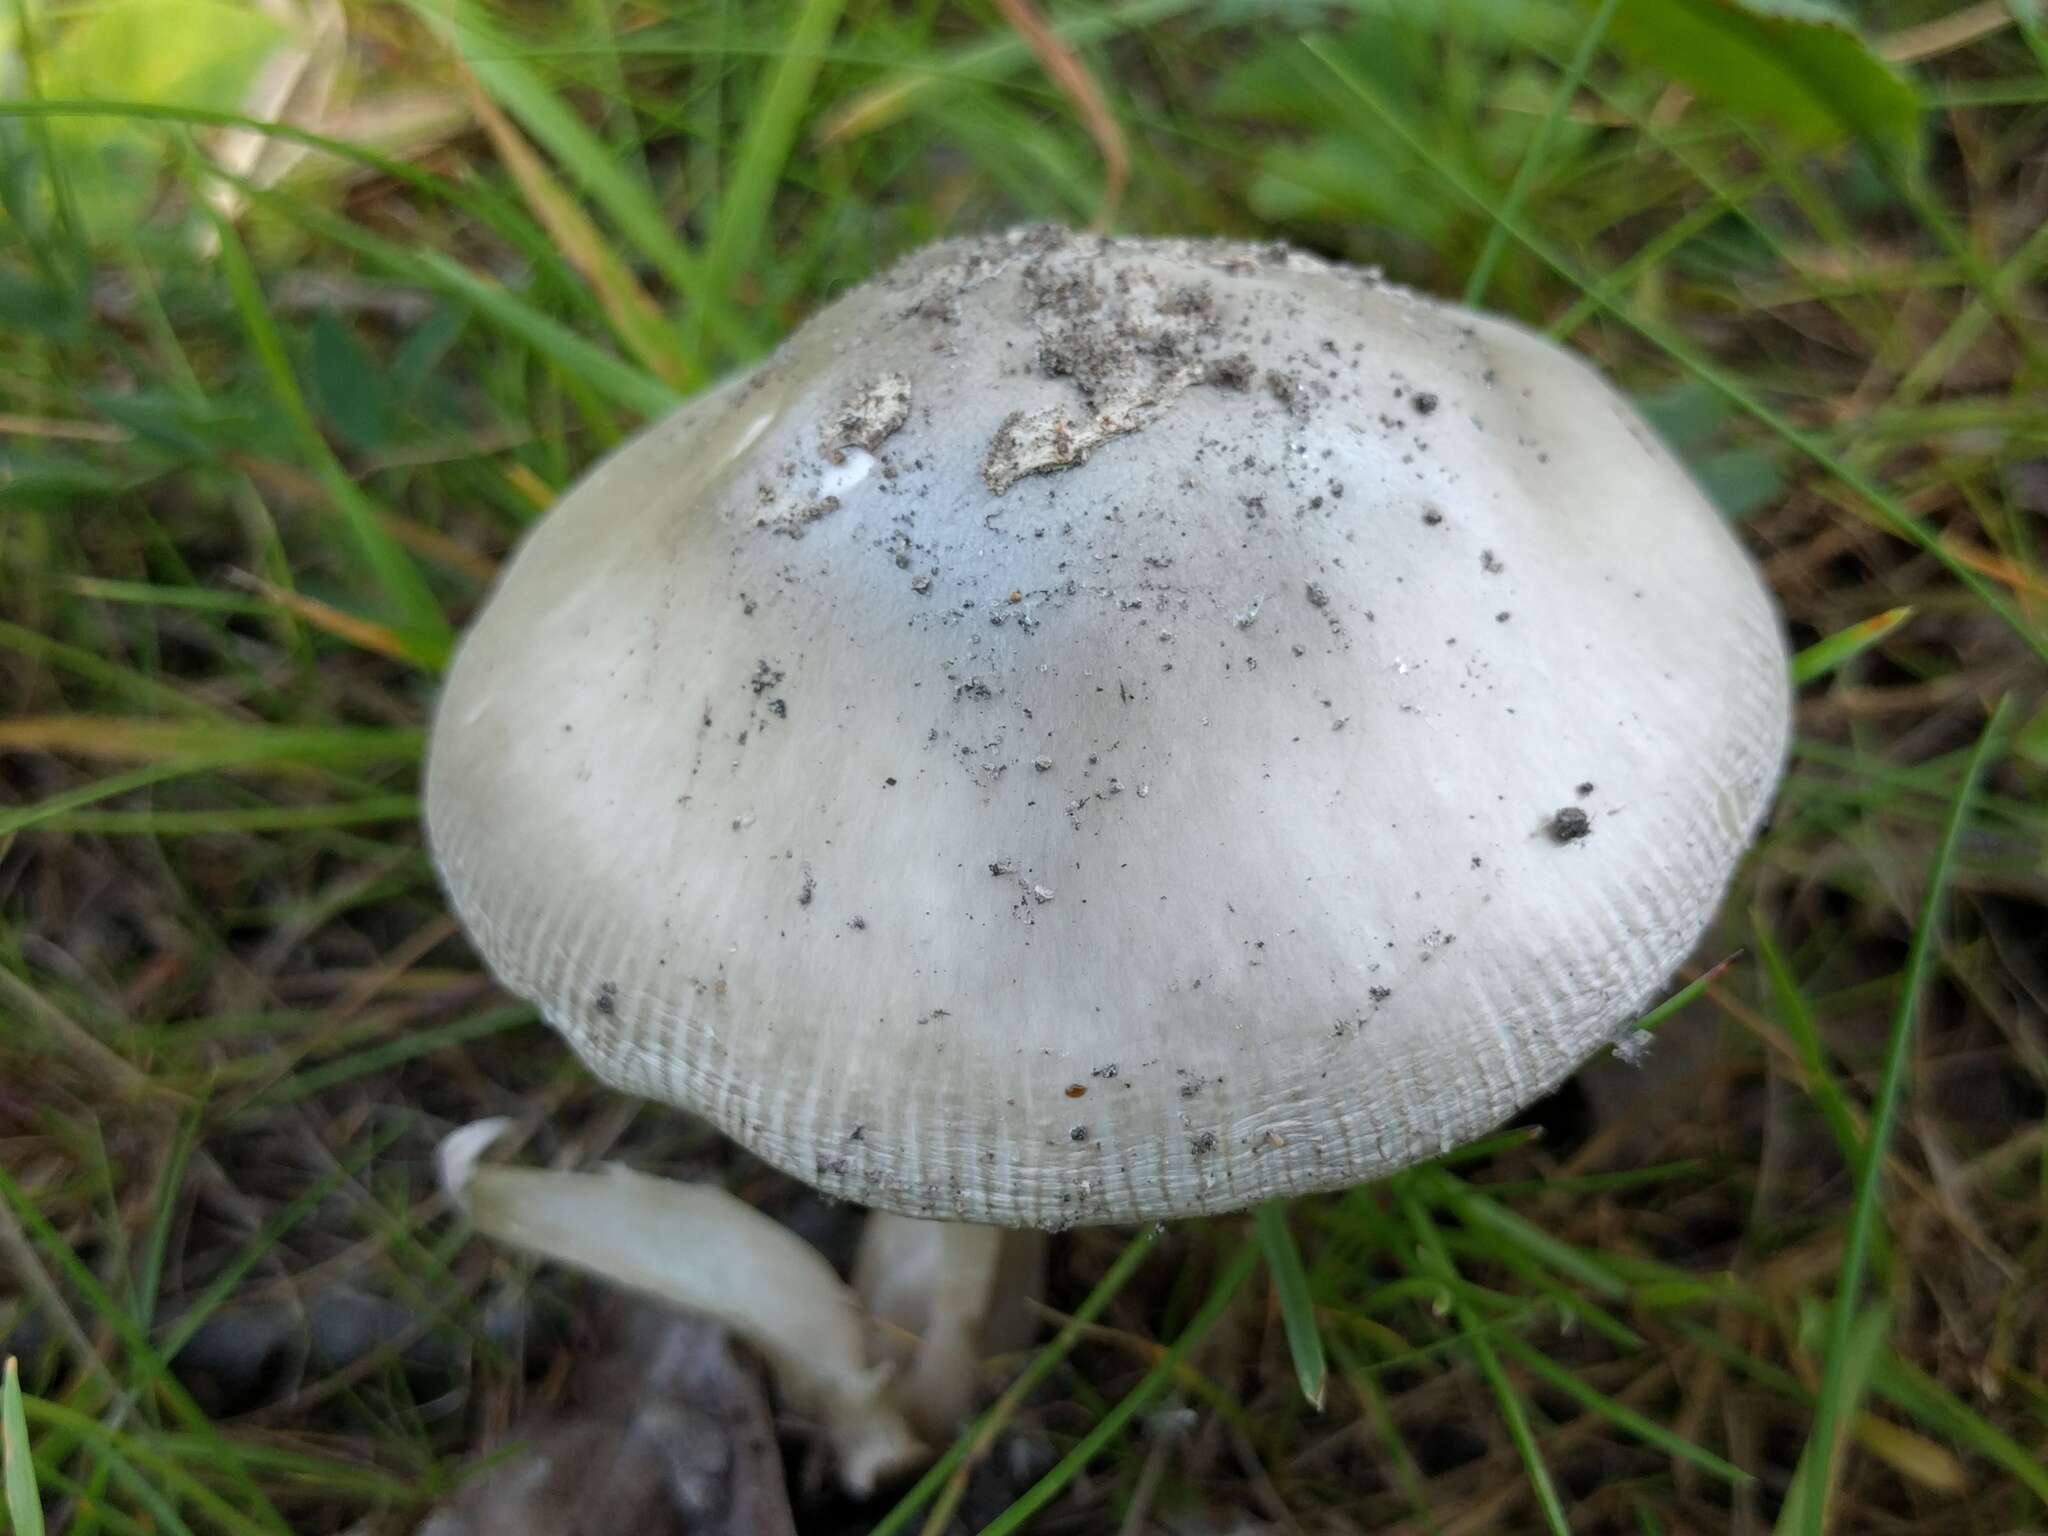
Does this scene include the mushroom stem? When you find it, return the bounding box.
[853,1213,1047,1440]
[438,1121,924,1497]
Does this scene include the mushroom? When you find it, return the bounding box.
[424,227,1789,1483]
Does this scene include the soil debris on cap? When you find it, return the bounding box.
[978,231,1237,493]
[822,373,911,457]
[757,495,841,538]
[1549,807,1592,843]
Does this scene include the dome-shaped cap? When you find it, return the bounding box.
[425,227,1790,1228]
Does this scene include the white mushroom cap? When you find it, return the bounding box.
[425,227,1790,1230]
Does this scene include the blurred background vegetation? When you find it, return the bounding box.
[1,0,2045,1531]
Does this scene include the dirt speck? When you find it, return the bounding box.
[1412,391,1438,415]
[1305,582,1329,609]
[1065,1083,1087,1099]
[1549,807,1592,843]
[1207,352,1256,390]
[757,494,841,537]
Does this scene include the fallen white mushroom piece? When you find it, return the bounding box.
[437,1121,923,1497]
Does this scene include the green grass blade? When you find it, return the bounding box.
[816,0,1192,142]
[1871,1353,2048,1508]
[1494,1332,1751,1486]
[700,0,845,321]
[161,1124,409,1361]
[0,763,251,838]
[2,0,82,264]
[0,725,420,838]
[1427,1171,1629,1302]
[416,253,684,419]
[1634,952,1742,1035]
[0,620,217,719]
[1328,1335,1440,1531]
[207,210,449,648]
[1255,1200,1328,1410]
[33,797,420,836]
[866,1225,1161,1536]
[1779,1304,1893,1536]
[1464,0,1620,306]
[220,173,681,419]
[13,1396,258,1536]
[131,1115,201,1329]
[3,1359,43,1536]
[1399,1191,1571,1536]
[977,1240,1260,1536]
[1792,695,2015,1533]
[66,579,274,616]
[1753,913,1866,1173]
[418,1,728,337]
[0,1171,290,1532]
[245,1006,535,1108]
[1792,607,1915,686]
